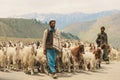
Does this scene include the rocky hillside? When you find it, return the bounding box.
[0,18,79,40]
[64,13,120,48]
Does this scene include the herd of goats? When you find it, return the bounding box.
[0,40,120,75]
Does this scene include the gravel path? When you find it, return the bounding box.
[0,61,120,80]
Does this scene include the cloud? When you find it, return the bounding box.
[0,0,119,17]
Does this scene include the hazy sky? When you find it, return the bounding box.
[0,0,120,17]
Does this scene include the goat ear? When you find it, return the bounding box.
[2,48,6,54]
[93,51,96,54]
[2,48,4,52]
[16,47,18,51]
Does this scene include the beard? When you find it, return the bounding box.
[50,26,55,32]
[50,26,55,29]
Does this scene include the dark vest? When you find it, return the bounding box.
[46,29,54,49]
[96,32,108,47]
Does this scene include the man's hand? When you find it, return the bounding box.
[43,49,47,55]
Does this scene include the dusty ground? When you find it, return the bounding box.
[0,61,120,80]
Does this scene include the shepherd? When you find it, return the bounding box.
[43,20,61,79]
[96,26,109,64]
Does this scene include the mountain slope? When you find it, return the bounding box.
[78,13,120,48]
[63,20,96,35]
[0,18,48,38]
[82,13,120,48]
[12,10,120,29]
[64,13,120,48]
[0,18,79,40]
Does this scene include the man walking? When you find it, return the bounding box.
[96,26,109,64]
[43,20,61,79]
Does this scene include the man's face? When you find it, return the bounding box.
[50,21,55,28]
[101,28,105,33]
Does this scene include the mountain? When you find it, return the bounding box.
[64,13,120,48]
[12,10,120,29]
[82,13,120,48]
[0,18,79,40]
[63,20,96,35]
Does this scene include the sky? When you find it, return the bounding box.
[0,0,120,17]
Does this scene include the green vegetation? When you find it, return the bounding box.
[61,32,80,40]
[0,18,79,40]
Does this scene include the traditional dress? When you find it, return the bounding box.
[43,28,61,73]
[96,32,109,61]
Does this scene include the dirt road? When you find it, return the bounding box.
[0,61,120,80]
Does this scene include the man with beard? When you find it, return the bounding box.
[43,20,61,79]
[96,26,109,64]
